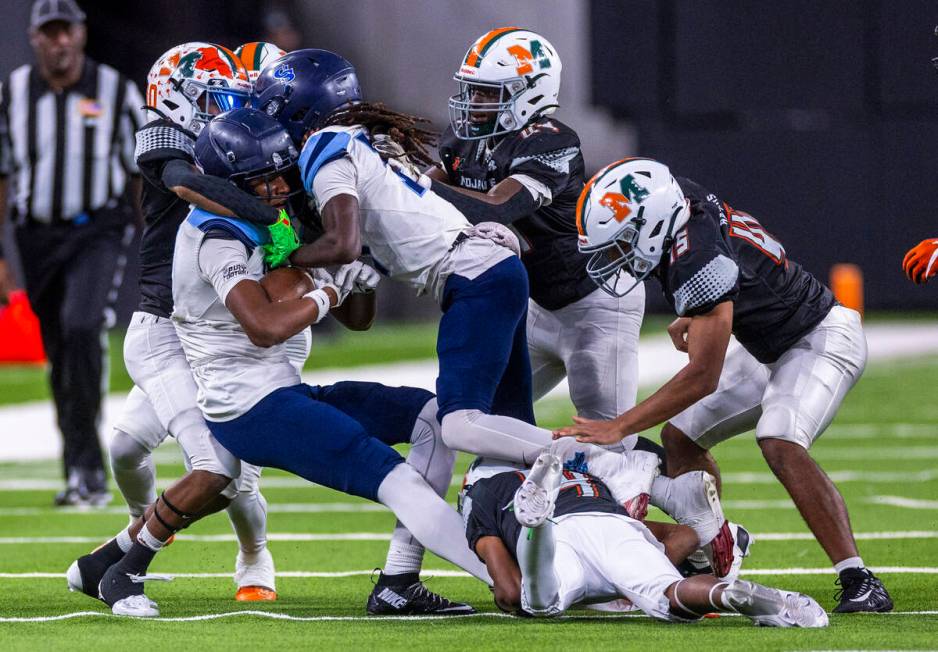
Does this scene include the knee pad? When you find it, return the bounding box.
[440,409,481,451]
[109,430,151,470]
[756,405,812,450]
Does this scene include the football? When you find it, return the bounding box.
[260,267,315,303]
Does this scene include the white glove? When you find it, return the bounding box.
[467,222,522,256]
[308,267,348,307]
[333,260,381,296]
[387,157,431,189]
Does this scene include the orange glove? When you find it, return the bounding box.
[903,238,938,284]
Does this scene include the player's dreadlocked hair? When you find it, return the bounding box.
[321,102,438,167]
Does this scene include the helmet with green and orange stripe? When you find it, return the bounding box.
[448,27,561,140]
[234,41,288,86]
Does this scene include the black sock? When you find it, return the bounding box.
[115,542,158,576]
[89,538,125,566]
[378,571,420,587]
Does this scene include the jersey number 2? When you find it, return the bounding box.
[728,207,786,265]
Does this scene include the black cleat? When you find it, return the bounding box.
[366,570,475,616]
[833,568,893,613]
[67,555,111,599]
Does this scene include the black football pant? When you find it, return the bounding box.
[15,206,131,481]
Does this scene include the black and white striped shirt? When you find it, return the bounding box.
[0,58,145,224]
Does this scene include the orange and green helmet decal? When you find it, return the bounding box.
[463,26,524,67]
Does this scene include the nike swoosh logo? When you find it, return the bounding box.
[849,590,873,602]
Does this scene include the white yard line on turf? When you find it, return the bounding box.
[865,495,938,509]
[1,609,936,623]
[3,323,938,463]
[2,567,937,580]
[2,530,937,545]
[2,468,937,492]
[3,494,935,516]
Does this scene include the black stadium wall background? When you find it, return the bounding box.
[1,0,936,320]
[591,0,938,312]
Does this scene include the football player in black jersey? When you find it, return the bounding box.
[422,29,748,580]
[461,450,827,626]
[68,43,303,610]
[425,28,646,441]
[557,157,892,613]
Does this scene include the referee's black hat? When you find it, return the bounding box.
[30,0,86,30]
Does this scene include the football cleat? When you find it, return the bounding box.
[234,548,277,601]
[833,568,893,613]
[723,579,829,628]
[66,538,126,599]
[655,470,735,576]
[67,556,109,600]
[512,452,562,528]
[98,566,166,618]
[366,571,475,616]
[111,593,160,618]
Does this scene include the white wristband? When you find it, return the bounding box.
[303,288,331,324]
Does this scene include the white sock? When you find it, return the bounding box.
[109,430,157,519]
[377,463,491,585]
[382,399,456,575]
[137,523,165,551]
[834,556,865,574]
[115,526,134,553]
[383,535,426,576]
[516,522,561,614]
[441,409,553,465]
[227,463,268,560]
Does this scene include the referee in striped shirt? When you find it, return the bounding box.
[0,0,145,506]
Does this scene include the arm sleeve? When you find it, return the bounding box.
[429,177,539,226]
[310,156,359,210]
[161,159,279,225]
[0,80,12,178]
[197,234,254,304]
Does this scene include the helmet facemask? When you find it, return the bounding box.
[581,202,688,298]
[448,77,528,140]
[176,77,249,134]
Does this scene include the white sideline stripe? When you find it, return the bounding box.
[2,468,938,492]
[3,567,937,580]
[718,446,938,461]
[1,609,936,624]
[0,533,394,544]
[865,495,938,510]
[2,322,938,463]
[0,502,388,516]
[2,530,937,545]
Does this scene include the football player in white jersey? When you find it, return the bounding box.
[71,108,490,618]
[253,49,559,469]
[87,43,298,604]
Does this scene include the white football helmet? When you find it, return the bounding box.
[235,41,287,85]
[449,27,561,140]
[145,42,252,134]
[577,158,690,297]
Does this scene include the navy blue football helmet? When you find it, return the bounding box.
[195,107,302,202]
[251,48,362,144]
